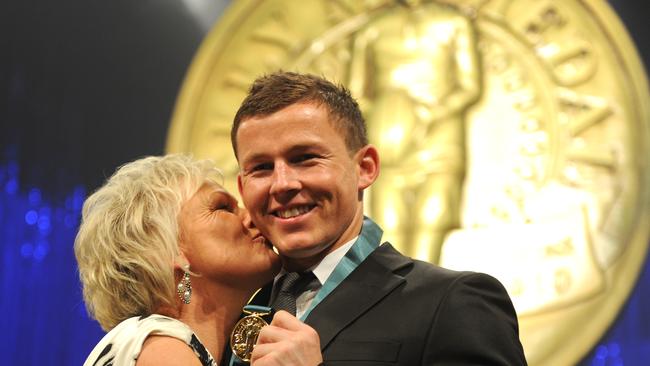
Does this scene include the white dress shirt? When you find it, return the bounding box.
[273,236,358,319]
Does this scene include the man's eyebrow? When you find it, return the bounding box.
[241,144,324,164]
[240,152,268,164]
[286,144,322,154]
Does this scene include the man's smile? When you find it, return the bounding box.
[272,204,316,219]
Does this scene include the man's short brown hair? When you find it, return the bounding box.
[231,71,368,158]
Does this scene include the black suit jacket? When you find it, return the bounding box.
[251,243,527,365]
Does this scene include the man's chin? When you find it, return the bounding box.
[278,248,330,272]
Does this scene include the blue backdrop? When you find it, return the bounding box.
[0,1,647,365]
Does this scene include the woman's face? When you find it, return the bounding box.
[178,181,280,290]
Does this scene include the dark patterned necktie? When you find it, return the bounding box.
[270,271,317,316]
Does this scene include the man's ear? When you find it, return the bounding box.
[237,173,244,197]
[356,144,380,190]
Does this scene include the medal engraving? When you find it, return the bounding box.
[230,314,268,362]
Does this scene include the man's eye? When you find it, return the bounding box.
[293,154,318,163]
[251,162,273,171]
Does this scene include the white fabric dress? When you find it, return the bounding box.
[83,314,217,366]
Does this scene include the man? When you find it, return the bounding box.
[231,71,527,365]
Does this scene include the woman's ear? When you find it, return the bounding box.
[356,144,380,190]
[173,252,189,271]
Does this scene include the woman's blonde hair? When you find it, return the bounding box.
[74,154,221,330]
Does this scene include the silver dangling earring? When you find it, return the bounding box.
[177,264,191,304]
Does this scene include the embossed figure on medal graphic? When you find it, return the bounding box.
[348,0,481,262]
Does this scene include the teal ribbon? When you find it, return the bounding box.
[300,216,383,321]
[243,304,272,315]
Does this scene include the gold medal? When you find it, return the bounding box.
[169,1,650,364]
[230,308,272,362]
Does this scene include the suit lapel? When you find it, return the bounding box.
[305,243,412,350]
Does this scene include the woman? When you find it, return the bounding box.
[74,154,281,365]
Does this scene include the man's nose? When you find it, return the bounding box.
[269,163,301,195]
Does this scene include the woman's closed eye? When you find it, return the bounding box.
[211,193,238,213]
[212,203,233,212]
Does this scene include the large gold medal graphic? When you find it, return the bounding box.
[167,1,650,364]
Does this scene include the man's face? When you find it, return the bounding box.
[236,102,377,270]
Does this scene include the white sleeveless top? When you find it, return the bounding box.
[83,314,217,366]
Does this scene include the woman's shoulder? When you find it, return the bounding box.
[137,335,203,366]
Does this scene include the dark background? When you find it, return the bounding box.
[0,1,647,365]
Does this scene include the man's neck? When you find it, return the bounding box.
[282,212,365,272]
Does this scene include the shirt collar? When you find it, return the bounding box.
[274,236,359,285]
[311,236,358,285]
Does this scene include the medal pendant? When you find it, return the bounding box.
[230,313,269,362]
